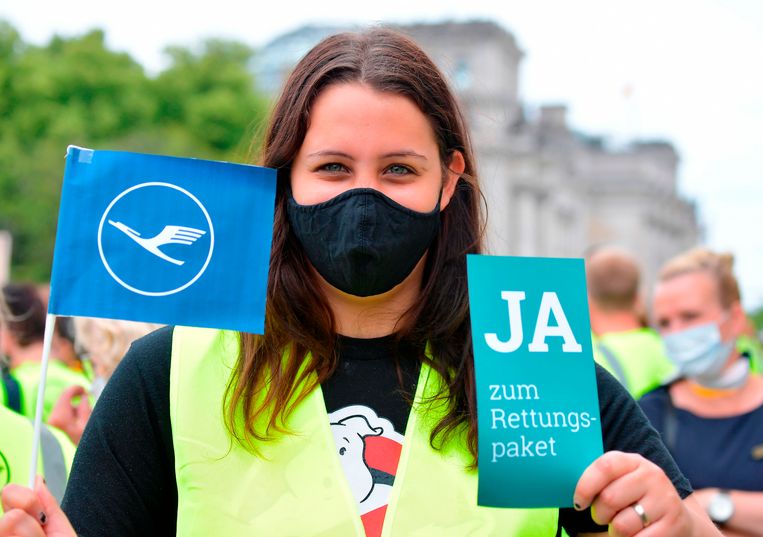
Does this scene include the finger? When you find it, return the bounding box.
[59,385,87,403]
[1,484,46,526]
[34,476,77,535]
[608,501,655,537]
[0,508,46,537]
[34,475,58,514]
[574,451,641,509]
[634,519,677,537]
[589,468,654,525]
[74,394,92,415]
[46,405,73,434]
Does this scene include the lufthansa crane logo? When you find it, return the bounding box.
[107,221,206,266]
[98,182,215,296]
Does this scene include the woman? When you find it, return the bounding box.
[640,248,763,536]
[46,318,162,445]
[1,28,718,536]
[0,283,90,422]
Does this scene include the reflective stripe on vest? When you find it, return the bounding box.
[592,329,675,399]
[0,407,72,514]
[170,327,558,536]
[595,342,630,393]
[39,424,67,502]
[11,360,91,421]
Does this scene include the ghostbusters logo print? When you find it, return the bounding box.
[329,405,404,537]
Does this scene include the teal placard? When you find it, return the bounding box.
[467,254,603,508]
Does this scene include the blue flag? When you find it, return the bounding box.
[48,146,277,334]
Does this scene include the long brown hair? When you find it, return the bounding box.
[225,27,485,462]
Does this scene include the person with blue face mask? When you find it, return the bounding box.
[640,248,763,535]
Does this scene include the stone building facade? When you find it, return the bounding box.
[253,21,700,290]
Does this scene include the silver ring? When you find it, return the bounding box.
[632,502,650,528]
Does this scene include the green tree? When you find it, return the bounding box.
[152,38,270,161]
[0,26,156,280]
[750,305,763,332]
[0,21,270,281]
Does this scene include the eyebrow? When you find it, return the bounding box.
[306,150,428,161]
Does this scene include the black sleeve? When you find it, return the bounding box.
[61,326,177,537]
[559,365,693,536]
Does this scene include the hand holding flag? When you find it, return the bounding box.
[27,146,276,488]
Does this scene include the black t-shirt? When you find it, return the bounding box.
[322,334,421,435]
[62,327,692,536]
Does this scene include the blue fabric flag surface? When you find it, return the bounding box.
[48,146,277,334]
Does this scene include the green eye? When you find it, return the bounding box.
[321,163,347,173]
[387,164,412,175]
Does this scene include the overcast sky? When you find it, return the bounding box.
[2,0,762,309]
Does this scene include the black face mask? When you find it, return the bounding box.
[286,188,441,297]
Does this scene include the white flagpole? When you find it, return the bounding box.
[28,313,57,487]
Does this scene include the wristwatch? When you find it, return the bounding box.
[707,489,734,526]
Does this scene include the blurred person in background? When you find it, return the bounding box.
[1,323,22,414]
[586,246,675,398]
[640,248,763,536]
[51,317,91,379]
[0,283,90,421]
[1,282,77,510]
[47,317,160,445]
[36,285,92,380]
[0,405,75,512]
[0,366,21,414]
[72,317,161,400]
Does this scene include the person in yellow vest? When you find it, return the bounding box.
[1,28,719,537]
[37,285,93,379]
[585,246,676,398]
[0,284,90,422]
[51,317,92,381]
[0,405,75,514]
[46,318,160,446]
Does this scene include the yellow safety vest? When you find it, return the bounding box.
[0,405,75,512]
[592,328,675,399]
[738,335,762,373]
[170,327,558,536]
[12,359,91,421]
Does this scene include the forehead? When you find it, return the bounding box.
[312,81,420,112]
[303,82,437,146]
[653,270,721,312]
